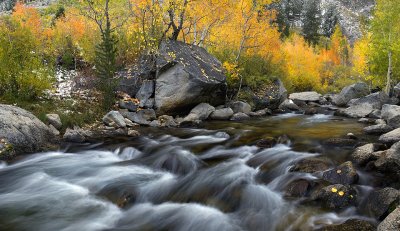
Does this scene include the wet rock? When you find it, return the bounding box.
[284,179,313,198]
[362,187,400,220]
[210,108,234,120]
[155,40,226,115]
[290,157,333,173]
[0,138,15,160]
[382,104,400,128]
[229,101,252,114]
[333,82,369,107]
[253,78,287,110]
[304,107,318,115]
[97,182,137,208]
[103,111,126,128]
[316,219,376,231]
[364,124,393,135]
[351,143,379,166]
[0,104,58,153]
[379,128,400,144]
[311,184,357,210]
[119,100,138,112]
[279,99,300,111]
[248,108,271,117]
[45,114,62,130]
[183,103,215,122]
[378,207,400,231]
[256,137,277,148]
[125,109,157,125]
[136,80,154,108]
[230,112,250,121]
[322,161,359,185]
[289,91,322,102]
[63,128,86,143]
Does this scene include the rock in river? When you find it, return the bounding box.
[332,82,369,107]
[361,187,400,220]
[155,40,226,115]
[322,161,359,185]
[311,184,357,210]
[210,108,234,120]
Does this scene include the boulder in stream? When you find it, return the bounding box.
[311,184,357,210]
[379,128,400,144]
[290,157,333,173]
[229,101,252,114]
[0,104,58,154]
[322,161,359,185]
[332,82,369,107]
[155,40,226,115]
[103,111,127,128]
[183,103,215,122]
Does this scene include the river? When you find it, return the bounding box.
[0,113,379,231]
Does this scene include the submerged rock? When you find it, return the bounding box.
[290,157,333,173]
[322,161,359,185]
[284,179,313,198]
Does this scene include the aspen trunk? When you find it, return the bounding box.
[385,50,392,95]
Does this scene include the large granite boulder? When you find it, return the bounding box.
[252,79,287,110]
[336,103,375,118]
[0,104,57,154]
[333,82,369,107]
[379,128,400,144]
[155,40,226,115]
[229,101,252,114]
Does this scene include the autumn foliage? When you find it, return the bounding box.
[0,0,379,101]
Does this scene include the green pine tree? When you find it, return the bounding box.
[302,0,321,46]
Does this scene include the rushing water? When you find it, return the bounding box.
[0,114,378,231]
